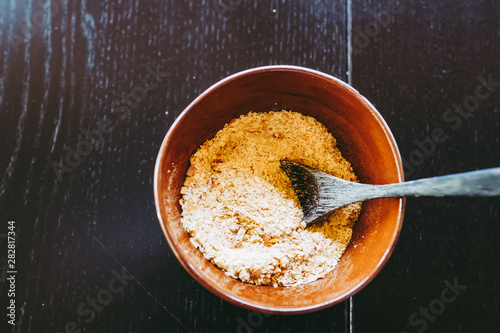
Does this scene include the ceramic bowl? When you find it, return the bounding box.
[153,65,405,314]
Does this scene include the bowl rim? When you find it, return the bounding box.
[153,65,405,314]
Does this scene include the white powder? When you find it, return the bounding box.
[179,110,361,286]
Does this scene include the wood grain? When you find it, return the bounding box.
[350,1,500,332]
[1,0,499,332]
[1,1,350,332]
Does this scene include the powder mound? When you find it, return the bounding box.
[179,110,361,286]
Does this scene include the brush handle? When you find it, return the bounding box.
[316,168,500,215]
[363,168,500,199]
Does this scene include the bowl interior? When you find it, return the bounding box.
[154,66,404,313]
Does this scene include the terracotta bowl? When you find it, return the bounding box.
[153,65,405,314]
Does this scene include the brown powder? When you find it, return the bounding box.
[179,110,361,286]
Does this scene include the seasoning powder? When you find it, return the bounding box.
[179,110,361,286]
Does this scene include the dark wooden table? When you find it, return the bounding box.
[1,0,499,332]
